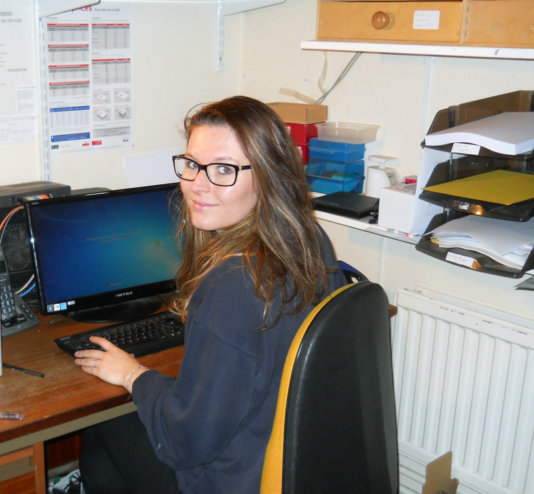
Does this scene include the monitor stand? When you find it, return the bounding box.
[68,296,162,324]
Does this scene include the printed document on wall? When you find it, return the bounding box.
[0,0,39,143]
[45,3,133,153]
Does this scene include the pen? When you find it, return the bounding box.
[0,411,24,420]
[2,363,45,378]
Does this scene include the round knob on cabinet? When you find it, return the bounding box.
[371,11,390,30]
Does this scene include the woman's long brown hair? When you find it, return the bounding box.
[172,96,329,326]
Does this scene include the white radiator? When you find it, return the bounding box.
[391,286,534,494]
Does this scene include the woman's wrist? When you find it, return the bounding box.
[124,364,149,393]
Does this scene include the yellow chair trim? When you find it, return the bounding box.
[260,283,354,494]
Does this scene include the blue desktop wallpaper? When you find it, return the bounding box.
[30,189,182,306]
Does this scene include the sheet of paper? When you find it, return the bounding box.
[430,216,534,269]
[430,215,534,256]
[516,275,534,290]
[0,2,37,117]
[424,112,534,155]
[423,170,534,206]
[124,149,179,187]
[45,3,134,153]
[0,2,39,145]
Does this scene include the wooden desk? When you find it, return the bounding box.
[0,312,183,493]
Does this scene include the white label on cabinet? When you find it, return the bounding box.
[413,11,441,30]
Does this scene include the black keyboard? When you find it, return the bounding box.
[55,311,185,357]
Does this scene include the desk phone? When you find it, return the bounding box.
[0,246,39,336]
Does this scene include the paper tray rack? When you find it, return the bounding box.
[416,213,534,278]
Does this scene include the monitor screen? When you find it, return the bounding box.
[24,183,182,322]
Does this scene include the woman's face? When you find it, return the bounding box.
[180,124,257,232]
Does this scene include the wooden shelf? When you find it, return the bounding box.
[301,40,534,60]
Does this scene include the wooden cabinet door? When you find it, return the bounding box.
[462,0,534,47]
[317,1,464,43]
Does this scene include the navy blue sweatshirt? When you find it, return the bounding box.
[133,228,345,493]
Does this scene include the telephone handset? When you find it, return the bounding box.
[0,246,39,337]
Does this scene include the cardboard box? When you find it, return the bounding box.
[268,102,327,124]
[378,182,438,235]
[422,452,459,494]
[285,121,318,145]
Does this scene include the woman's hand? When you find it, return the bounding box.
[74,336,147,390]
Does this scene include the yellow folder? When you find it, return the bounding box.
[423,170,534,206]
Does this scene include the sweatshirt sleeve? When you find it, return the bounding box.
[132,264,262,471]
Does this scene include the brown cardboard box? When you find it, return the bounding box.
[422,452,459,494]
[268,102,327,124]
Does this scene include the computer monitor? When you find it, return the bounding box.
[24,183,183,323]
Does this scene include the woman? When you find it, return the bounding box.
[74,95,346,494]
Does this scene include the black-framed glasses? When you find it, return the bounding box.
[172,154,252,187]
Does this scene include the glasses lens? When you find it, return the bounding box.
[206,164,237,186]
[175,157,198,180]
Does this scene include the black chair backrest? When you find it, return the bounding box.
[283,281,398,494]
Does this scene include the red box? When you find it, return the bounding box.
[286,122,320,145]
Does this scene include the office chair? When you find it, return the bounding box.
[261,281,399,494]
[338,260,368,283]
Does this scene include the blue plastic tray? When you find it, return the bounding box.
[306,160,364,194]
[308,138,365,162]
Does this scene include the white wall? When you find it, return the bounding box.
[238,0,534,320]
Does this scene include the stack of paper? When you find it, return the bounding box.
[424,112,534,155]
[429,215,534,270]
[423,169,534,206]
